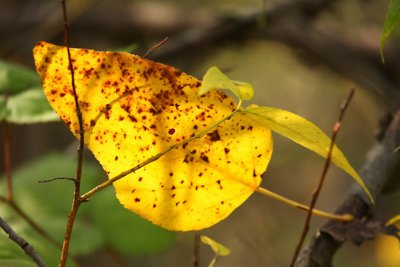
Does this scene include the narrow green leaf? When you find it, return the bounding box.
[0,60,40,93]
[201,236,230,267]
[201,235,230,256]
[5,87,59,124]
[244,106,373,203]
[199,66,254,100]
[380,0,400,61]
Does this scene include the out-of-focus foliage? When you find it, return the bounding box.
[0,153,175,266]
[0,60,58,123]
[381,0,400,60]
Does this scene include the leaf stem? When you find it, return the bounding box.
[255,187,353,222]
[81,100,242,201]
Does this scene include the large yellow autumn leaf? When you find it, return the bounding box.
[33,41,273,231]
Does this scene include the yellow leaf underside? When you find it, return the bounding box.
[33,42,273,231]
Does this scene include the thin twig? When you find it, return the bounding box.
[38,177,76,183]
[142,37,169,59]
[59,0,85,266]
[0,216,47,267]
[193,233,200,267]
[289,89,355,267]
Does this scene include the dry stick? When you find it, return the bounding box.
[193,233,200,267]
[289,89,355,267]
[142,37,169,59]
[59,0,85,266]
[0,216,47,267]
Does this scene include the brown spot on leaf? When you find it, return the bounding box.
[207,130,221,141]
[200,155,209,163]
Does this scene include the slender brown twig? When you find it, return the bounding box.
[0,216,47,267]
[142,37,169,59]
[59,0,85,266]
[193,233,200,267]
[289,89,355,267]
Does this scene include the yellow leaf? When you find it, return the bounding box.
[33,42,273,231]
[244,106,373,202]
[376,234,400,267]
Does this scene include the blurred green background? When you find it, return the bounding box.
[1,0,400,266]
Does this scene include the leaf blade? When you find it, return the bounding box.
[244,106,373,202]
[199,66,254,100]
[0,60,40,94]
[5,87,59,124]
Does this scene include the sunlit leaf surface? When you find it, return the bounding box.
[33,42,273,231]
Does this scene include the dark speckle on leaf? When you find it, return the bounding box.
[207,130,221,141]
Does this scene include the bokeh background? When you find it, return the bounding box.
[1,0,400,266]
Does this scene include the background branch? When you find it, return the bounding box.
[0,216,47,267]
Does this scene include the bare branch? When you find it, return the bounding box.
[295,108,400,267]
[0,216,47,267]
[290,90,354,266]
[59,0,85,266]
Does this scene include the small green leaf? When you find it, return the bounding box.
[0,60,40,94]
[201,235,230,256]
[381,0,400,61]
[199,66,254,100]
[2,87,59,124]
[244,105,373,203]
[201,235,230,267]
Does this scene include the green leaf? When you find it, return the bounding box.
[0,96,6,121]
[199,66,254,100]
[244,105,373,203]
[87,188,175,255]
[0,259,37,267]
[200,236,230,256]
[200,235,230,267]
[3,87,59,124]
[381,0,400,61]
[0,60,40,94]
